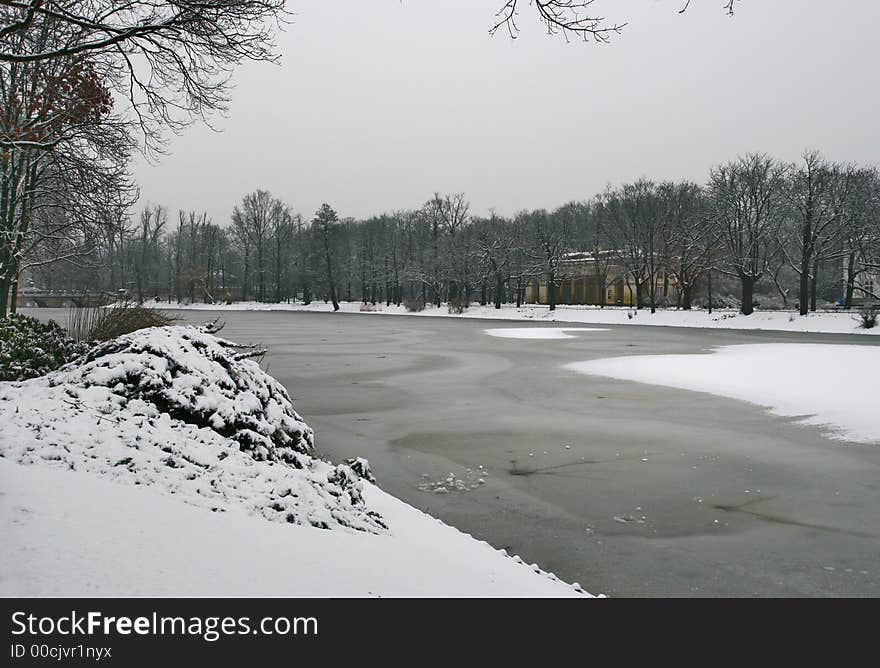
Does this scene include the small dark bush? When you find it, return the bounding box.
[447,296,469,314]
[68,301,177,342]
[857,307,877,329]
[404,298,426,313]
[0,314,88,381]
[693,294,741,310]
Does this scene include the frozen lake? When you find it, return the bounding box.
[21,308,880,596]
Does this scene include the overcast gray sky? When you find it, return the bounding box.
[131,1,880,225]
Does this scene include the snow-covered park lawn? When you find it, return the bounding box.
[151,300,880,336]
[0,324,587,597]
[567,343,880,444]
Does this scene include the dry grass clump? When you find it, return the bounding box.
[68,302,177,342]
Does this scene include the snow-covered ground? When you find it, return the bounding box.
[567,343,880,444]
[0,324,587,597]
[0,459,584,597]
[150,300,880,336]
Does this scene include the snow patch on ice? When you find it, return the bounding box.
[566,343,880,443]
[485,327,608,339]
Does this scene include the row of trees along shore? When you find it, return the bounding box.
[28,152,880,318]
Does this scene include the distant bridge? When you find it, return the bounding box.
[17,292,116,309]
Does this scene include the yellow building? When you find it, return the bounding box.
[524,252,677,307]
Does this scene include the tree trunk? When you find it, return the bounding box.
[9,268,19,314]
[798,264,810,315]
[707,269,713,314]
[324,255,338,311]
[241,256,249,302]
[0,272,10,319]
[844,252,856,309]
[810,257,819,312]
[495,273,504,309]
[799,228,812,316]
[740,276,755,316]
[682,285,693,310]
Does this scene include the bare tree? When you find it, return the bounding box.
[780,152,854,314]
[1,1,288,152]
[709,154,789,316]
[605,180,664,311]
[427,192,470,304]
[133,204,166,303]
[658,181,713,310]
[841,168,880,307]
[523,209,569,311]
[477,214,516,310]
[0,37,134,314]
[270,207,294,303]
[490,1,740,40]
[491,0,624,41]
[234,190,279,301]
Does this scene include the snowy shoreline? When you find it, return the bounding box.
[147,300,879,336]
[0,459,587,597]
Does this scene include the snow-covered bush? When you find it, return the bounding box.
[857,307,877,329]
[0,324,386,533]
[0,314,88,381]
[70,325,312,464]
[404,298,426,312]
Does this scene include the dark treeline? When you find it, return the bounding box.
[28,152,880,317]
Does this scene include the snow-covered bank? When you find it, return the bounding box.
[567,344,880,444]
[0,460,585,596]
[150,300,879,335]
[0,324,587,596]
